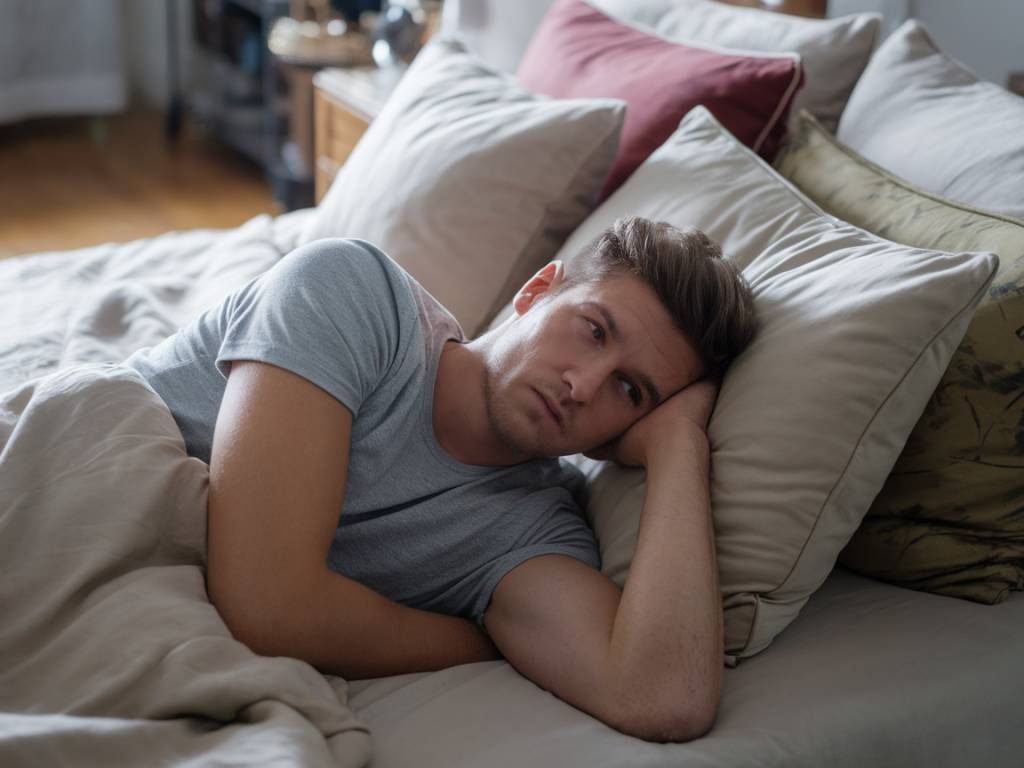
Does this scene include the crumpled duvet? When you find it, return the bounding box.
[0,210,312,396]
[0,362,373,767]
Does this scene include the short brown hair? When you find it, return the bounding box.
[560,216,757,379]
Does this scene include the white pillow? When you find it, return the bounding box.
[592,0,881,132]
[837,19,1024,220]
[495,106,998,666]
[303,38,626,337]
[442,0,880,132]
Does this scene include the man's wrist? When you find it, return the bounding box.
[644,425,709,471]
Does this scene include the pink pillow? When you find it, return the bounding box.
[517,0,804,200]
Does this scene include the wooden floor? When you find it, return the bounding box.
[0,110,281,260]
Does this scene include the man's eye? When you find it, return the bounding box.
[586,318,641,406]
[620,378,641,405]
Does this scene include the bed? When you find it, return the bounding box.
[2,1,1022,766]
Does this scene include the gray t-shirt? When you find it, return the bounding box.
[124,237,600,630]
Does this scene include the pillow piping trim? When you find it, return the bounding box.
[751,60,804,154]
[790,109,1024,231]
[902,18,986,83]
[779,254,998,599]
[687,108,999,598]
[578,0,807,64]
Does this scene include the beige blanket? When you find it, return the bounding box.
[0,363,372,767]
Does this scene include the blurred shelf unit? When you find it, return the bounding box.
[190,0,311,209]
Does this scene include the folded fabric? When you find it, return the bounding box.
[838,19,1024,220]
[303,37,625,337]
[775,109,1024,604]
[0,214,286,395]
[517,0,803,200]
[0,364,372,768]
[491,106,999,666]
[592,0,880,132]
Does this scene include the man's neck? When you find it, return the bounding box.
[432,340,529,467]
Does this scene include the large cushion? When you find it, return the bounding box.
[490,106,998,665]
[837,19,1024,220]
[302,38,625,337]
[594,0,880,132]
[775,110,1024,605]
[516,0,802,199]
[442,0,879,134]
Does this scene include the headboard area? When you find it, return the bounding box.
[439,0,828,75]
[714,0,826,18]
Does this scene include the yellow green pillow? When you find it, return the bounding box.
[774,110,1024,604]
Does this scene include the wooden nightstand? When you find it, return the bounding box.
[312,66,404,203]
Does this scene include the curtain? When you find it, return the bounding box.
[0,0,127,124]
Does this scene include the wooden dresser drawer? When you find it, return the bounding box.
[313,88,369,203]
[312,66,404,203]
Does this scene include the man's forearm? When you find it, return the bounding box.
[606,427,724,737]
[244,567,502,680]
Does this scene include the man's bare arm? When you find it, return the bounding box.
[607,425,722,738]
[207,360,500,680]
[485,380,724,741]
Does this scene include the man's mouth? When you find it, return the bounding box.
[533,388,564,428]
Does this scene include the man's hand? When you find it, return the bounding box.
[583,377,720,468]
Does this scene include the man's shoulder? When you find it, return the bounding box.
[288,238,466,345]
[286,238,420,323]
[286,237,405,287]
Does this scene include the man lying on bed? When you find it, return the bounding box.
[123,215,755,744]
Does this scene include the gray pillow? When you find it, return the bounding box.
[838,19,1024,220]
[303,38,625,337]
[593,0,881,132]
[492,106,999,666]
[441,0,880,132]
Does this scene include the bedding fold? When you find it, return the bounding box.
[0,363,372,767]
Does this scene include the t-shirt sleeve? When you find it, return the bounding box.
[470,497,602,633]
[214,237,406,416]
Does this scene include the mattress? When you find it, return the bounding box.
[347,565,1024,767]
[3,212,1020,766]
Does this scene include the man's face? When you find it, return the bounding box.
[480,266,704,458]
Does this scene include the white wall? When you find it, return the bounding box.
[907,0,1023,86]
[830,0,1024,88]
[120,0,198,109]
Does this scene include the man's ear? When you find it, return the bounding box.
[512,260,565,316]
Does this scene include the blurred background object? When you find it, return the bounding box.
[266,0,377,209]
[372,0,442,66]
[268,0,375,67]
[0,0,128,124]
[0,0,421,259]
[2,0,1014,259]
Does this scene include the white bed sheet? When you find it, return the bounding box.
[0,208,313,396]
[346,565,1024,767]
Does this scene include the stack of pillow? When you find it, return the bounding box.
[774,20,1024,609]
[304,0,880,335]
[304,0,1022,665]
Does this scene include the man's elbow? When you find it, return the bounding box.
[611,684,720,743]
[615,706,716,744]
[207,574,298,659]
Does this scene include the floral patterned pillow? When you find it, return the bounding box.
[775,110,1024,605]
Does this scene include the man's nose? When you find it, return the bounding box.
[563,361,612,404]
